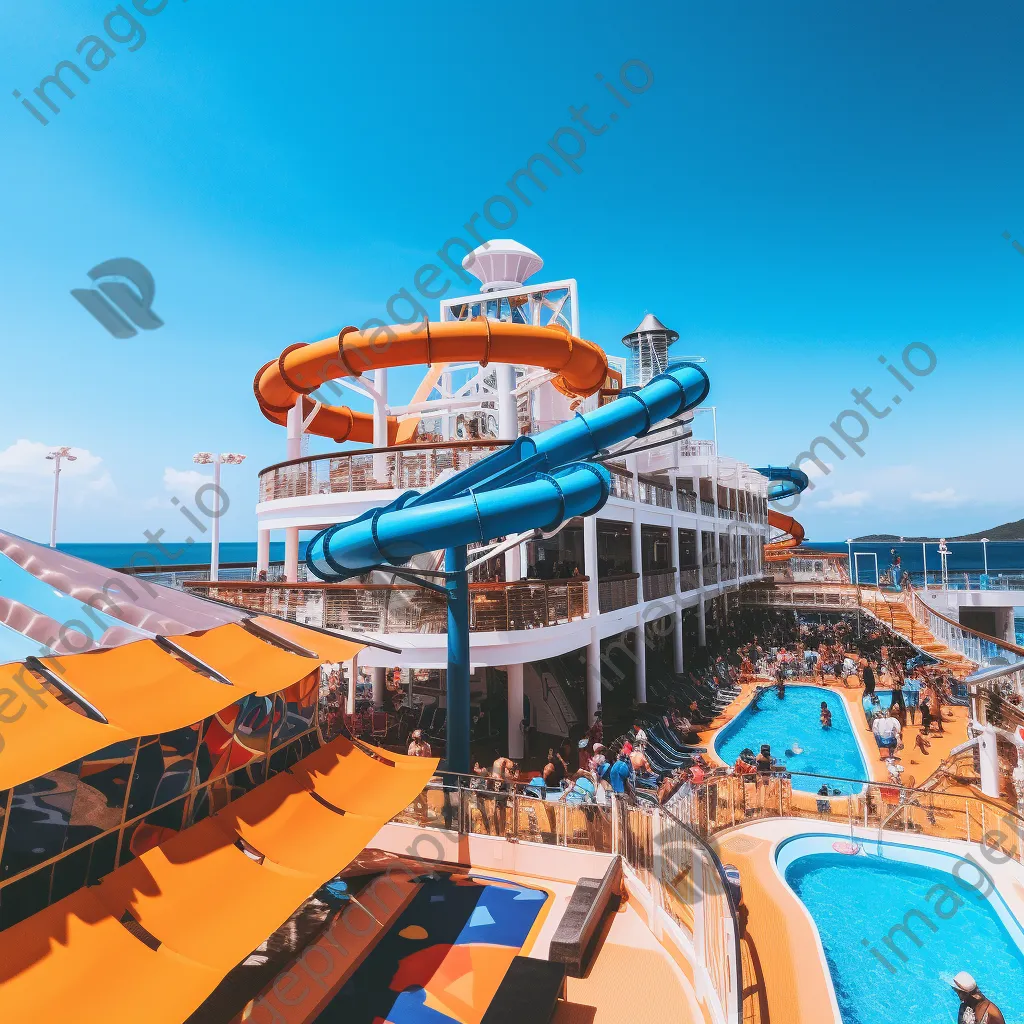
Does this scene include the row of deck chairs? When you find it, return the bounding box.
[605,658,743,790]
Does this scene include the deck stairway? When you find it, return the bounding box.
[858,587,977,676]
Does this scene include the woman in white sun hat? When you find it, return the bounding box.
[951,971,1005,1024]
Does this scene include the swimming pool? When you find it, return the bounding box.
[778,833,1024,1024]
[714,685,868,794]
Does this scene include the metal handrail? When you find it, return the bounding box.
[260,438,514,476]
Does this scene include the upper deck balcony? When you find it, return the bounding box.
[256,441,512,531]
[259,441,510,503]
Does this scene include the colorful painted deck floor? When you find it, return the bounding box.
[313,871,549,1024]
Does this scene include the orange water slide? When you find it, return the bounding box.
[254,319,610,445]
[765,509,805,561]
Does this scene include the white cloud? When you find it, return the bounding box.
[163,467,212,493]
[0,440,112,506]
[803,460,835,482]
[816,489,871,509]
[0,439,103,479]
[911,487,965,506]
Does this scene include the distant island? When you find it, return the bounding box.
[856,519,1024,543]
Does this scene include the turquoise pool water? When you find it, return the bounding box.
[715,685,868,793]
[783,840,1024,1024]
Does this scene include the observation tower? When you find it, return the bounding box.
[621,313,679,387]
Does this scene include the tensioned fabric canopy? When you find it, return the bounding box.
[0,532,367,790]
[0,735,436,1023]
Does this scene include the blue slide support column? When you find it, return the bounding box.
[445,545,471,773]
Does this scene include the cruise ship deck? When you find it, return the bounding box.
[1,242,1022,1024]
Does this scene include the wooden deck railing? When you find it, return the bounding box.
[184,576,589,633]
[258,441,511,501]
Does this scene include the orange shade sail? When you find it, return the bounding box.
[0,662,132,790]
[251,616,364,664]
[0,735,436,1022]
[171,622,320,697]
[0,620,365,792]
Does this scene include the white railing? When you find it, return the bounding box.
[907,590,1024,667]
[678,439,717,457]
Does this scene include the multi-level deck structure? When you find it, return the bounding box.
[198,241,770,759]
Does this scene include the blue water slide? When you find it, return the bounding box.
[307,362,710,772]
[308,363,711,579]
[308,463,611,578]
[754,466,810,502]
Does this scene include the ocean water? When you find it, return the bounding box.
[50,538,1024,572]
[812,539,1024,575]
[54,540,308,570]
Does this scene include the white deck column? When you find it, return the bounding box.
[698,599,707,647]
[284,528,299,583]
[256,530,271,574]
[372,367,389,481]
[346,652,358,715]
[669,525,681,595]
[496,364,517,439]
[978,725,1002,799]
[505,542,521,583]
[507,663,525,759]
[673,608,685,675]
[635,623,647,704]
[696,523,705,588]
[587,627,602,722]
[584,515,600,617]
[372,666,387,709]
[284,399,303,583]
[631,514,644,605]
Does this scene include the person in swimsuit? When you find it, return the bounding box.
[951,971,1006,1023]
[820,701,832,729]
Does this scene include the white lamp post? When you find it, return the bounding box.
[846,538,854,583]
[46,446,77,548]
[193,452,246,581]
[981,537,989,576]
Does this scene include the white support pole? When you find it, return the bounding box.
[978,725,1002,798]
[696,524,705,588]
[286,400,303,460]
[698,599,707,647]
[210,457,222,583]
[583,515,600,619]
[49,454,62,548]
[631,513,644,605]
[583,514,603,723]
[346,653,358,715]
[256,530,271,574]
[587,627,602,722]
[504,540,521,583]
[670,525,681,595]
[507,663,525,759]
[284,529,299,584]
[371,666,386,709]
[496,363,517,439]
[372,367,389,482]
[673,608,685,675]
[635,622,647,704]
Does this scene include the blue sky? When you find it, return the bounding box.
[1,0,1022,546]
